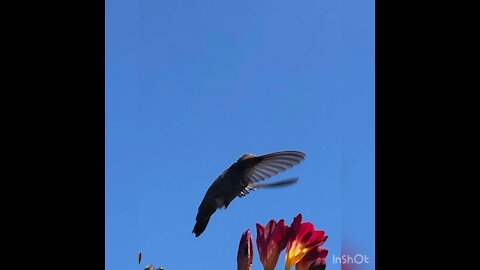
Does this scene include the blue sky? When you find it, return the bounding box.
[106,1,374,269]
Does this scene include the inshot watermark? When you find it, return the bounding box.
[332,254,370,264]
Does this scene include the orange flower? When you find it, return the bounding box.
[284,214,328,270]
[256,219,289,270]
[237,229,254,270]
[295,246,328,270]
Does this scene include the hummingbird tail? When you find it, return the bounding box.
[193,217,210,237]
[193,200,217,237]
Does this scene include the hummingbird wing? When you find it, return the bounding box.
[238,177,299,197]
[238,151,305,197]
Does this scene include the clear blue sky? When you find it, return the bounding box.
[106,1,374,270]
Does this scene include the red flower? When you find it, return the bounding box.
[256,219,289,270]
[295,246,328,270]
[284,214,328,270]
[237,229,254,270]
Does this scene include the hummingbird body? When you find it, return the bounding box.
[193,151,305,237]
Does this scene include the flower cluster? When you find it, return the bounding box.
[237,214,328,270]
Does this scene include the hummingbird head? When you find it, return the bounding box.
[237,153,255,162]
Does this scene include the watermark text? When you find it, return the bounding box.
[332,254,370,264]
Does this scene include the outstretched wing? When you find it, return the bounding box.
[237,151,305,197]
[238,177,299,197]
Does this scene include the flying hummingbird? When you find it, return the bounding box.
[193,150,305,237]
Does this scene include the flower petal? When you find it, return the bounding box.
[285,215,328,270]
[237,229,253,270]
[295,247,328,270]
[256,219,289,270]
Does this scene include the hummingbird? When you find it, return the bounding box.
[193,150,305,237]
